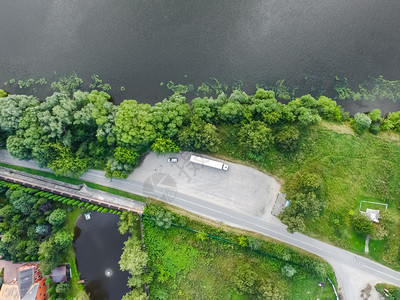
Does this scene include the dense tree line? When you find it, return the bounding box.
[118,212,148,300]
[1,86,400,232]
[0,183,71,269]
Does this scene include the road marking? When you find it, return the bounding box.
[159,192,400,283]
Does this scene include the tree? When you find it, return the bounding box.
[150,94,189,138]
[249,90,289,124]
[317,96,342,121]
[119,236,148,275]
[0,94,39,133]
[0,89,7,98]
[351,113,371,134]
[118,211,139,234]
[382,111,400,131]
[114,147,139,165]
[288,95,321,126]
[38,239,63,275]
[151,137,180,154]
[352,212,373,235]
[191,97,215,122]
[369,109,382,123]
[121,290,147,300]
[218,101,245,124]
[36,224,51,236]
[275,125,300,152]
[54,230,73,249]
[178,117,220,152]
[86,90,117,145]
[114,100,156,150]
[48,209,67,227]
[55,281,71,295]
[46,143,89,177]
[238,121,273,161]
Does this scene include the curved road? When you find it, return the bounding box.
[1,150,399,299]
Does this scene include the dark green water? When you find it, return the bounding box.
[0,0,400,113]
[74,212,129,300]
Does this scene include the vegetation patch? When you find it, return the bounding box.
[218,123,400,269]
[142,203,337,300]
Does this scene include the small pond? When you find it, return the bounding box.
[74,212,129,300]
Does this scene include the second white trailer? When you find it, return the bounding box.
[189,155,229,171]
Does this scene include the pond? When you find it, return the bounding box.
[74,212,129,300]
[1,1,400,113]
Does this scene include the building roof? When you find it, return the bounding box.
[21,278,46,300]
[17,267,33,298]
[51,265,67,283]
[21,284,38,300]
[361,208,380,223]
[0,284,20,300]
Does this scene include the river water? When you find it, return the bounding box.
[1,0,399,113]
[74,212,129,300]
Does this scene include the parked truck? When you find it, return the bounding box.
[189,155,229,171]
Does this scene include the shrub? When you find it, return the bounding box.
[351,113,371,134]
[238,121,273,161]
[48,209,66,227]
[352,212,373,235]
[281,265,296,278]
[275,125,300,152]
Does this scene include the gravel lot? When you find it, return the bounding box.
[131,152,284,227]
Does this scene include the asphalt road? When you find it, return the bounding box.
[1,150,399,299]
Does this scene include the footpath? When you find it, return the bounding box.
[0,166,145,213]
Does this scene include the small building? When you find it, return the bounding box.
[360,209,380,223]
[50,265,68,283]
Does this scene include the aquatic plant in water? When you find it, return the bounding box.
[334,76,400,101]
[89,74,112,91]
[166,81,194,94]
[51,72,83,95]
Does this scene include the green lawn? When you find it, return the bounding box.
[217,122,400,270]
[359,200,388,212]
[0,162,146,203]
[64,206,86,297]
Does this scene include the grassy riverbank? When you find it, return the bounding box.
[143,200,337,300]
[217,122,400,269]
[64,207,85,297]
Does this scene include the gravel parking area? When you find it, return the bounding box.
[130,152,284,226]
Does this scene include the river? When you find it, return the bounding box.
[0,0,399,113]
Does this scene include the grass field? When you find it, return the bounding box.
[217,122,400,270]
[64,206,86,297]
[144,201,337,300]
[359,200,388,212]
[0,162,146,203]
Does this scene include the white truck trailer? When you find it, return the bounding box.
[189,155,229,171]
